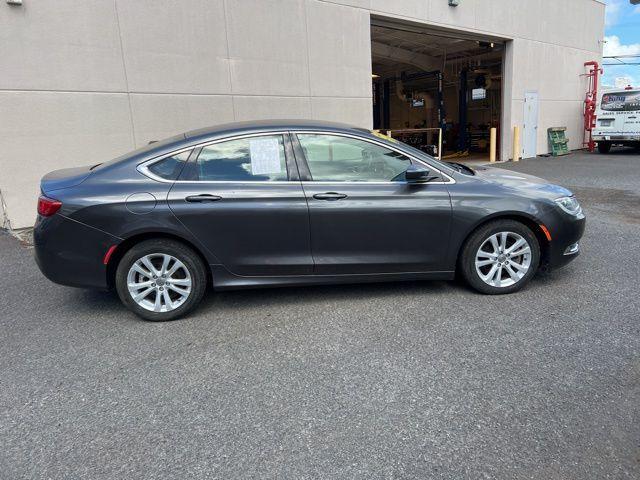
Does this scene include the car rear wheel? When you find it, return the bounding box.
[460,220,540,294]
[597,142,611,154]
[115,239,207,321]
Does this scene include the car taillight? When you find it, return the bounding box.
[37,195,62,217]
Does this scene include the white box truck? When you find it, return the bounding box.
[592,88,640,153]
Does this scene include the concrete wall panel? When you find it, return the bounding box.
[428,0,479,31]
[322,0,371,8]
[474,0,538,39]
[130,94,234,147]
[509,35,599,158]
[233,96,312,121]
[0,0,126,92]
[369,0,429,20]
[226,0,310,96]
[116,0,231,95]
[306,1,371,98]
[0,92,134,228]
[311,97,373,128]
[537,100,586,153]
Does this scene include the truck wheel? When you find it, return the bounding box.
[597,142,611,154]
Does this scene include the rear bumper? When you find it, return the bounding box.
[593,135,640,143]
[34,214,121,289]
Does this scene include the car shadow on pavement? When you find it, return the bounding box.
[200,278,457,310]
[67,278,460,321]
[68,267,575,322]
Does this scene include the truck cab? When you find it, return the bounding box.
[592,88,640,153]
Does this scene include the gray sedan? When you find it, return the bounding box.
[34,120,585,321]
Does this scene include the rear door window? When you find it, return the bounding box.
[196,135,288,181]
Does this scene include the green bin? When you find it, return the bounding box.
[547,127,570,156]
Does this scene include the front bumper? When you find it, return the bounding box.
[542,210,586,270]
[34,214,121,289]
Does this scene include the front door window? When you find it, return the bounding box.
[296,134,412,182]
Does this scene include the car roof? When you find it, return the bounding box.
[184,119,366,141]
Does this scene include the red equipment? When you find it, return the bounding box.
[582,61,602,152]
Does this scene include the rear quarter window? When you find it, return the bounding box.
[146,150,192,180]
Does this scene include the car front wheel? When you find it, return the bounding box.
[460,220,540,294]
[115,239,207,321]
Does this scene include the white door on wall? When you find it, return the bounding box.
[522,91,539,159]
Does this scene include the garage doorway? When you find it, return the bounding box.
[371,19,506,163]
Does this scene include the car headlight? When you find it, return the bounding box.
[555,196,582,216]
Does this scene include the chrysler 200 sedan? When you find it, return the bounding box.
[34,120,585,321]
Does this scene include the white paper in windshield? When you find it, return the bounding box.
[250,138,281,175]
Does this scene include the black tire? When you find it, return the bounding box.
[115,239,207,321]
[460,220,540,295]
[597,142,611,154]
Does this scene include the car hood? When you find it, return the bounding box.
[471,165,573,199]
[41,165,93,194]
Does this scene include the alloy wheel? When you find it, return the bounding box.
[475,231,532,288]
[126,253,192,312]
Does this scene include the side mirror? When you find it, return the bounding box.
[405,165,430,182]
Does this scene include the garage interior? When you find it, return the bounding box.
[371,20,505,162]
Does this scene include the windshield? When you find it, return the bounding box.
[601,91,640,112]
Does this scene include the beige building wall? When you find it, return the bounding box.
[0,0,604,229]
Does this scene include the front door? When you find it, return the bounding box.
[293,133,452,275]
[523,91,539,159]
[168,133,312,276]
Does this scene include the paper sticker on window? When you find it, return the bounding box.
[250,138,282,175]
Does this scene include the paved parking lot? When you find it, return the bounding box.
[1,149,639,479]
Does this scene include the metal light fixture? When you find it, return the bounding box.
[448,0,460,6]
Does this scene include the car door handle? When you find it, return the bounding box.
[313,192,348,201]
[185,194,222,203]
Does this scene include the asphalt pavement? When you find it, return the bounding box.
[1,149,639,479]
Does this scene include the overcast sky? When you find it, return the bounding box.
[602,0,640,87]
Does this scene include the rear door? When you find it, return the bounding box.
[292,132,452,275]
[166,132,312,276]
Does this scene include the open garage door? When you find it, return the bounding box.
[371,19,507,163]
